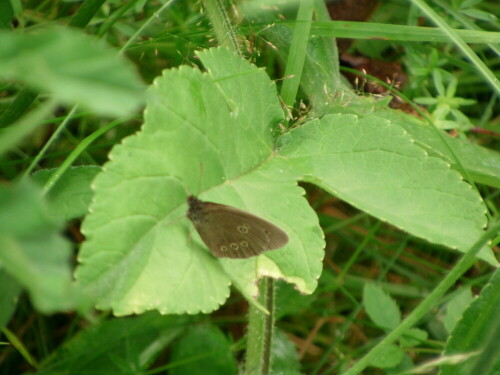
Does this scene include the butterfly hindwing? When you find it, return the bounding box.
[190,202,288,259]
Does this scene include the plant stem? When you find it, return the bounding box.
[244,277,275,375]
[203,0,241,55]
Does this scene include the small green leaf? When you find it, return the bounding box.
[368,343,404,368]
[461,8,497,22]
[444,288,473,334]
[271,330,303,375]
[363,283,401,330]
[385,353,414,374]
[400,328,428,347]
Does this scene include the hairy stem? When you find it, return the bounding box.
[202,0,241,55]
[245,277,275,375]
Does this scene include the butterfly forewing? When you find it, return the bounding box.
[187,196,289,259]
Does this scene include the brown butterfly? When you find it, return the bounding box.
[187,195,289,259]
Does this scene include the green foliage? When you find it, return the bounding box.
[441,268,500,375]
[443,287,474,333]
[0,1,13,29]
[414,69,476,130]
[169,324,238,375]
[0,1,498,375]
[279,113,492,262]
[0,271,21,327]
[363,284,401,331]
[75,48,324,315]
[36,312,191,374]
[0,182,86,313]
[362,283,428,370]
[271,330,303,375]
[32,166,101,220]
[368,344,404,369]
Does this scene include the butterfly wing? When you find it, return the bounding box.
[190,202,289,259]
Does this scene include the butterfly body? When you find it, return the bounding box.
[187,195,288,259]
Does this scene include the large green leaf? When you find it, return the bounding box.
[400,119,500,189]
[0,27,145,117]
[278,113,493,263]
[326,98,500,189]
[76,48,325,315]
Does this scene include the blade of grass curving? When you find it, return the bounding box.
[21,105,79,179]
[40,118,126,195]
[119,0,177,55]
